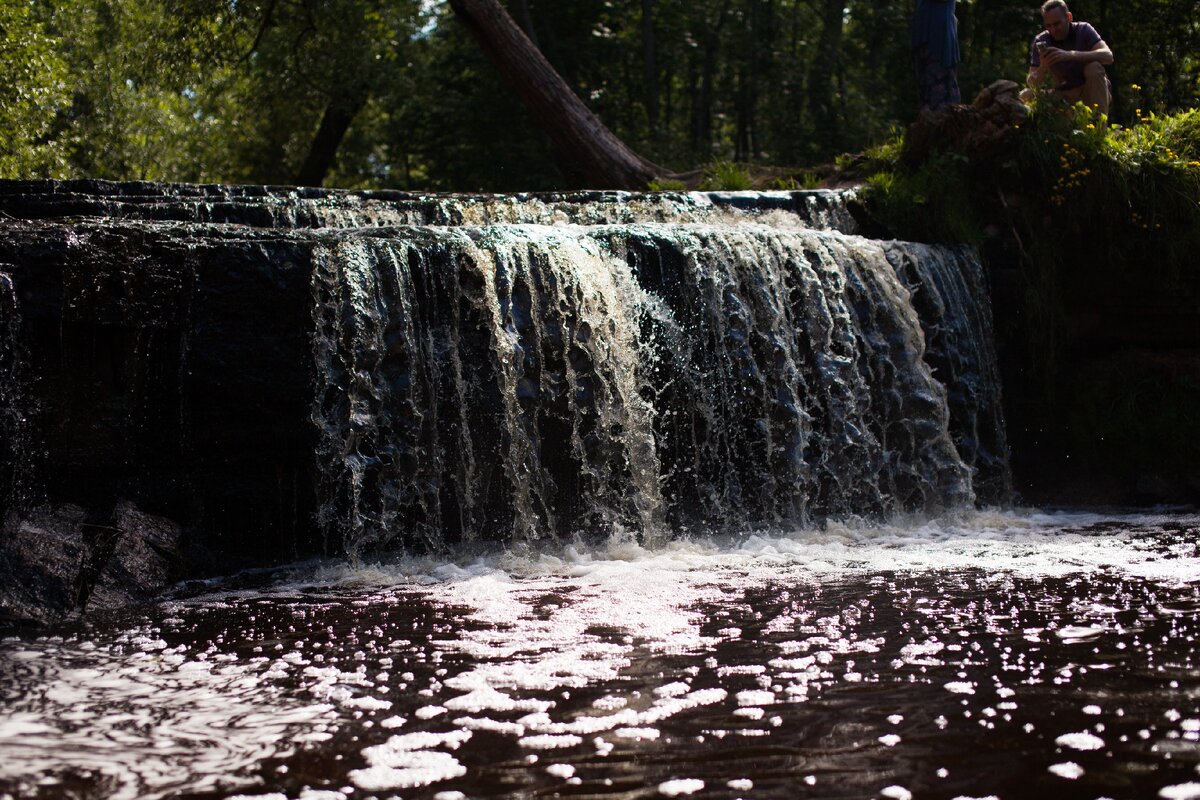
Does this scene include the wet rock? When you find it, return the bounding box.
[0,505,89,625]
[0,502,187,625]
[0,219,321,566]
[86,501,185,611]
[1134,474,1175,504]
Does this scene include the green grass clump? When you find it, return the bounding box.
[699,160,754,191]
[865,151,979,246]
[646,177,688,192]
[776,172,824,190]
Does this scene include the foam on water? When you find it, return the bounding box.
[304,508,1200,587]
[2,509,1198,799]
[0,638,336,799]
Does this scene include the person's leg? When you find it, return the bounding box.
[914,45,960,111]
[1081,62,1111,116]
[1051,86,1083,108]
[939,65,962,107]
[923,62,960,110]
[914,45,933,110]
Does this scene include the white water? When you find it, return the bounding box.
[3,509,1198,799]
[310,223,997,555]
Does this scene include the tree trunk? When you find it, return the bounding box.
[808,0,844,154]
[296,86,368,187]
[448,0,663,189]
[512,0,538,47]
[642,0,659,137]
[694,0,732,160]
[736,67,748,161]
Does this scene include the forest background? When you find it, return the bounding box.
[3,0,1198,190]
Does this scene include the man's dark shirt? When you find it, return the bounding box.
[1030,21,1103,90]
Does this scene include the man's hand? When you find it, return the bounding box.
[1040,46,1070,66]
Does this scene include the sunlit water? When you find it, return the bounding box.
[2,510,1199,800]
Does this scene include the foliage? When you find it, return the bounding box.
[858,104,1200,486]
[0,2,68,176]
[647,177,687,191]
[865,152,979,246]
[768,173,822,190]
[862,103,1200,286]
[3,0,1200,188]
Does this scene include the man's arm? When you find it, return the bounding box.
[1042,40,1114,66]
[1027,41,1045,87]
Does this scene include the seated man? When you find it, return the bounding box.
[1023,0,1113,116]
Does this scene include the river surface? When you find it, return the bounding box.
[2,509,1199,800]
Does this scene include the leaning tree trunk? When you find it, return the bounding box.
[448,0,665,189]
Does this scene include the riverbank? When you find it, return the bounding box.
[849,97,1200,507]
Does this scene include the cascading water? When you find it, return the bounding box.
[885,243,1012,503]
[311,229,670,555]
[0,269,35,508]
[0,181,1007,556]
[308,220,985,555]
[0,180,861,233]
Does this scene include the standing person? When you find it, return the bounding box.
[912,0,961,111]
[1025,0,1113,116]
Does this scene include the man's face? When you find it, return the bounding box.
[1043,8,1073,41]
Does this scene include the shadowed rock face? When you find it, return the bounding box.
[0,180,1008,578]
[0,220,320,567]
[0,502,185,625]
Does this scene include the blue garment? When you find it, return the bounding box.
[911,0,960,69]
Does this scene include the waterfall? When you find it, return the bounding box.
[311,229,668,554]
[0,181,1009,559]
[0,269,35,510]
[885,243,1012,503]
[310,221,981,554]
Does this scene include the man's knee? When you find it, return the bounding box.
[1083,62,1105,80]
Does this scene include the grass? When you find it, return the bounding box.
[698,160,754,191]
[859,102,1200,268]
[646,177,688,192]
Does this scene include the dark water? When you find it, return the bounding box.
[2,510,1198,800]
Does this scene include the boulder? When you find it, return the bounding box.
[0,501,187,625]
[903,80,1029,165]
[0,505,89,625]
[86,501,186,611]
